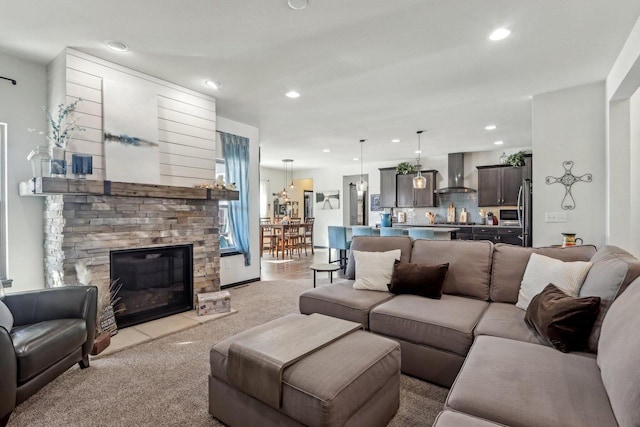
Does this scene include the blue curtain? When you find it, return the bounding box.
[220,132,251,266]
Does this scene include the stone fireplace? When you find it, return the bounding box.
[22,178,239,312]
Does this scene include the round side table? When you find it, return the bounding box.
[309,263,341,288]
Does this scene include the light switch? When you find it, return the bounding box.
[545,212,567,223]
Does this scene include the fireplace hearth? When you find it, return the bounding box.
[111,245,194,328]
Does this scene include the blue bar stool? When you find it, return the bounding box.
[408,228,435,240]
[380,228,404,236]
[351,226,373,236]
[328,226,351,271]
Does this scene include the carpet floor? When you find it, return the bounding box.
[8,279,448,426]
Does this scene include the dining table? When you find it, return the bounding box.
[260,223,300,259]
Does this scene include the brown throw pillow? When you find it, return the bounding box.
[387,260,449,299]
[524,284,601,353]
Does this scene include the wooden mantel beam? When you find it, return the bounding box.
[18,177,239,201]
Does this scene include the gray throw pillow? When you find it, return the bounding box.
[0,300,13,332]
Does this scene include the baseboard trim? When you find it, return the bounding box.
[221,277,261,289]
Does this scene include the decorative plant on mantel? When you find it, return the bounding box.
[506,151,527,167]
[395,161,416,175]
[28,99,85,151]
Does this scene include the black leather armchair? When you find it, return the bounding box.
[0,286,97,426]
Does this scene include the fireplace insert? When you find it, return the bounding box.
[110,244,193,328]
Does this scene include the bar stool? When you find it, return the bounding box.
[351,226,373,236]
[328,226,350,272]
[408,228,435,240]
[380,228,404,236]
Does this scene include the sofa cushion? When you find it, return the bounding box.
[387,261,449,299]
[345,236,412,280]
[597,276,640,427]
[410,240,493,300]
[11,318,87,383]
[299,281,394,329]
[524,284,600,353]
[474,302,547,346]
[446,336,617,427]
[580,245,640,352]
[433,410,506,427]
[516,253,592,310]
[490,244,597,303]
[369,294,488,356]
[352,249,401,291]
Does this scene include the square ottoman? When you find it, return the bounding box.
[209,313,401,427]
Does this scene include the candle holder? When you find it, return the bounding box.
[72,154,93,179]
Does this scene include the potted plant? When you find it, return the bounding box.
[75,261,124,355]
[395,161,416,175]
[506,151,527,167]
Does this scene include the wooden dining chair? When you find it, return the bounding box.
[303,218,315,254]
[283,223,305,257]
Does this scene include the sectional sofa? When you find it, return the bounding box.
[299,237,640,427]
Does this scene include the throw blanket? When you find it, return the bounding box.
[227,313,362,409]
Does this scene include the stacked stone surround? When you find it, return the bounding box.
[44,194,220,306]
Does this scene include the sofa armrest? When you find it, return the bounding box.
[0,327,17,421]
[4,286,98,357]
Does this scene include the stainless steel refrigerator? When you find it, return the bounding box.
[517,178,533,247]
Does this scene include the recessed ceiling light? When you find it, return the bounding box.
[485,125,497,130]
[285,90,300,98]
[353,157,359,161]
[105,40,128,52]
[322,149,330,153]
[391,139,400,143]
[287,0,308,10]
[414,150,422,154]
[494,140,504,145]
[204,80,221,90]
[489,28,511,41]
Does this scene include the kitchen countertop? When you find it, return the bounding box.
[393,223,521,229]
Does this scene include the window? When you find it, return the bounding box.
[215,159,237,253]
[0,123,9,287]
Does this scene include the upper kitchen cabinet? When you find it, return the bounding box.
[396,170,438,207]
[477,165,523,206]
[379,167,397,207]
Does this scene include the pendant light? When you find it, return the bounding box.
[288,159,296,189]
[356,139,368,195]
[279,159,289,199]
[413,131,427,189]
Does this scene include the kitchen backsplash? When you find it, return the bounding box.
[392,192,515,225]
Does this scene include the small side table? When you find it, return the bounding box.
[309,263,341,288]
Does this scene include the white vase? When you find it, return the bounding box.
[29,146,52,178]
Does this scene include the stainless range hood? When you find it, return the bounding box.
[436,153,477,194]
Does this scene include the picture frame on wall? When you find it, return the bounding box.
[370,194,382,211]
[315,190,340,210]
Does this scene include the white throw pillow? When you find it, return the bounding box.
[352,249,402,292]
[516,253,593,310]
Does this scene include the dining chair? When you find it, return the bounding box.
[261,224,278,257]
[260,217,271,225]
[380,228,404,236]
[328,226,350,271]
[303,218,315,254]
[408,228,435,240]
[351,226,373,236]
[283,223,305,257]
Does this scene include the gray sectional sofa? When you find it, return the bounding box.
[299,236,640,427]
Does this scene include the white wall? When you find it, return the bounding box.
[531,82,607,248]
[0,52,48,292]
[217,116,260,286]
[606,15,640,257]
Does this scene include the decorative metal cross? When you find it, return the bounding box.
[545,161,592,210]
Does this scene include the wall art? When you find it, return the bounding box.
[545,160,592,210]
[315,190,340,210]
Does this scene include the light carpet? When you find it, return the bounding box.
[8,280,448,427]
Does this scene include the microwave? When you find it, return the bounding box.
[499,209,520,226]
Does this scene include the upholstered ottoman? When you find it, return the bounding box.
[209,313,401,427]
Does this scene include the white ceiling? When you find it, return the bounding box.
[2,1,639,168]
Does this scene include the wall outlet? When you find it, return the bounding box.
[545,212,567,223]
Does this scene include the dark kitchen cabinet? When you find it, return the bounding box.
[379,167,397,207]
[477,165,523,207]
[396,170,438,207]
[471,226,522,245]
